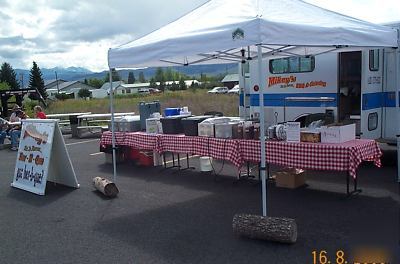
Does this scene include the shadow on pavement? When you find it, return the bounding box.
[7,183,75,207]
[94,180,399,264]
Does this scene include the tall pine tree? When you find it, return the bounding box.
[29,61,47,99]
[179,77,187,90]
[0,62,20,90]
[155,67,164,82]
[127,72,136,84]
[149,77,157,88]
[138,71,146,83]
[104,69,121,82]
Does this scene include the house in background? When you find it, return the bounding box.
[100,79,203,96]
[100,81,124,94]
[46,80,95,99]
[91,89,108,98]
[118,83,151,95]
[165,80,201,87]
[44,79,67,90]
[221,74,239,89]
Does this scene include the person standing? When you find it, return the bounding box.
[34,105,47,119]
[0,118,8,145]
[9,110,28,151]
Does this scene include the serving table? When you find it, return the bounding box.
[101,131,382,195]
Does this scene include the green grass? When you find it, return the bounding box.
[46,90,240,116]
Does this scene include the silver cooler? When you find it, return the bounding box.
[215,122,239,139]
[116,116,141,132]
[198,117,232,137]
[198,122,215,137]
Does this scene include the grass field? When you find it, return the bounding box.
[46,90,240,116]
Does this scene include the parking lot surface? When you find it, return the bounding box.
[0,136,398,264]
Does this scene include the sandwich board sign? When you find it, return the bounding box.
[11,119,79,195]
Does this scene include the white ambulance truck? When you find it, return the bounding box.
[240,22,399,145]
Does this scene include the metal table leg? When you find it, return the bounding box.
[346,171,362,197]
[160,152,181,171]
[179,154,195,171]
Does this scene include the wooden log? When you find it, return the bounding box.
[232,214,297,244]
[93,177,119,198]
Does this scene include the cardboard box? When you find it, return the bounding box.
[274,169,305,189]
[320,123,355,143]
[146,118,162,134]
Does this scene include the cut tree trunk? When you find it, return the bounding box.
[93,177,119,198]
[232,214,297,244]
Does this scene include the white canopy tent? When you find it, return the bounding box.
[107,0,399,216]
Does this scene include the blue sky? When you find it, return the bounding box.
[0,0,398,72]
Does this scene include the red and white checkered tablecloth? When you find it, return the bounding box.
[157,134,194,154]
[100,131,382,178]
[238,139,382,178]
[100,131,158,150]
[156,134,242,167]
[191,137,242,168]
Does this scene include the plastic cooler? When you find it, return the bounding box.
[164,108,181,117]
[128,148,141,161]
[139,101,161,130]
[138,151,153,166]
[181,115,213,136]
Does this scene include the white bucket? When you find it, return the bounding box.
[200,156,213,172]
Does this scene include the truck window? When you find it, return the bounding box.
[269,56,314,74]
[369,49,379,71]
[270,58,288,73]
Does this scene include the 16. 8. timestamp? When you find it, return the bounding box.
[312,250,347,264]
[312,249,389,264]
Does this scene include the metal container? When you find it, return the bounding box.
[267,125,276,139]
[198,117,231,137]
[233,123,244,139]
[243,124,254,140]
[215,122,239,139]
[198,122,215,137]
[116,115,141,132]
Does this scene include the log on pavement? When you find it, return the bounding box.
[93,177,119,198]
[232,214,297,244]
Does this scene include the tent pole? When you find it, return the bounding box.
[257,44,267,216]
[396,44,400,182]
[109,67,117,183]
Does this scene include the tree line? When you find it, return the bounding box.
[88,67,225,91]
[0,62,226,101]
[0,61,47,100]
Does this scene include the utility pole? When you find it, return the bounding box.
[19,73,24,89]
[55,71,60,94]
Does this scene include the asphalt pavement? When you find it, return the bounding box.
[0,135,398,264]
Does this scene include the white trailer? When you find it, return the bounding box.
[239,22,399,181]
[241,24,399,143]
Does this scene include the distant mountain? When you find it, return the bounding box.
[84,63,238,82]
[15,66,94,85]
[14,63,238,84]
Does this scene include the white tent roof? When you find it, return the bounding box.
[108,0,398,69]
